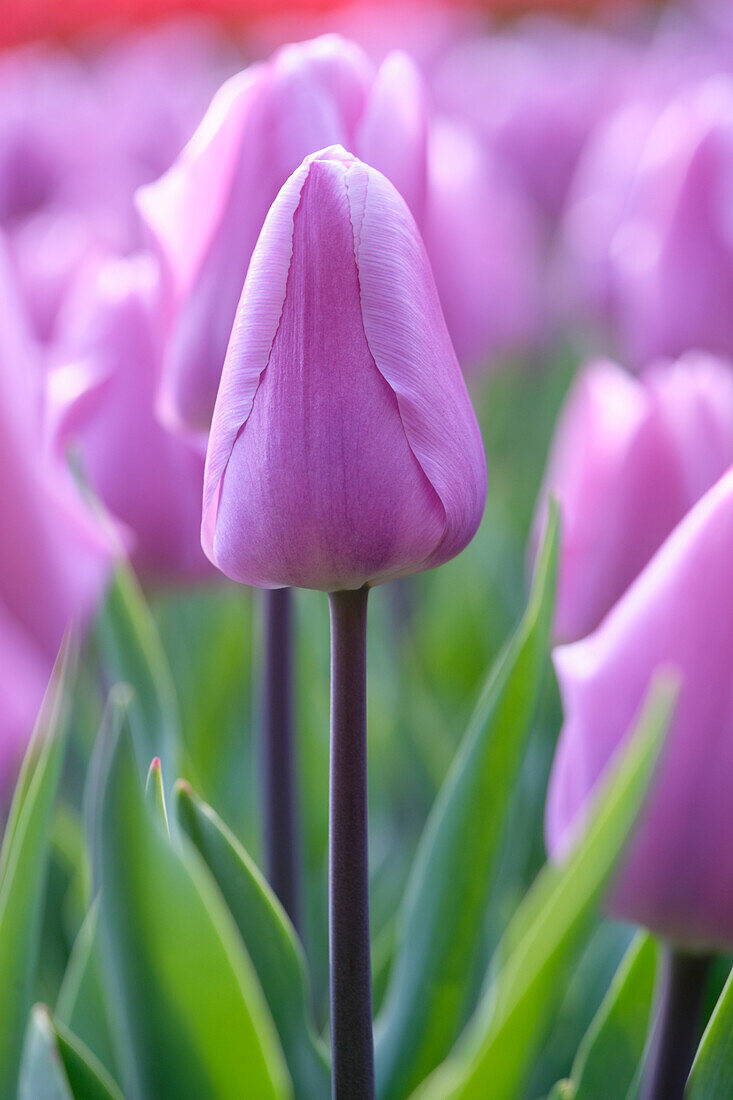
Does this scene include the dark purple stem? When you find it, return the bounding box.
[260,587,300,931]
[328,587,374,1100]
[641,946,711,1100]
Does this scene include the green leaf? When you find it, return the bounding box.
[144,757,169,834]
[547,1083,575,1100]
[19,1005,123,1100]
[96,693,291,1100]
[687,961,733,1099]
[410,673,677,1100]
[95,564,179,783]
[18,1006,71,1100]
[174,782,330,1100]
[374,501,559,1099]
[56,904,117,1081]
[0,640,75,1099]
[571,934,657,1100]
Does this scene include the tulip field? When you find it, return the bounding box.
[5,1,733,1099]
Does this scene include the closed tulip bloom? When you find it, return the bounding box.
[432,19,632,219]
[138,34,374,435]
[49,254,209,583]
[548,465,733,949]
[203,146,486,592]
[0,233,113,788]
[564,76,733,365]
[534,353,733,642]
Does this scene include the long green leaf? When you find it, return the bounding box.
[410,673,677,1100]
[0,640,75,1099]
[56,904,117,1081]
[174,782,330,1100]
[374,502,559,1099]
[95,564,178,782]
[19,1005,123,1100]
[572,934,657,1100]
[687,962,733,1098]
[96,694,291,1100]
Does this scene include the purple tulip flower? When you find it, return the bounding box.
[0,234,113,791]
[139,34,542,436]
[547,464,733,949]
[534,353,733,643]
[560,74,733,365]
[202,145,486,592]
[49,253,209,584]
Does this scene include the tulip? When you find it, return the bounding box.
[533,353,733,643]
[432,19,632,219]
[48,253,209,584]
[547,465,733,947]
[202,144,486,1096]
[140,35,542,438]
[561,75,733,366]
[0,233,113,793]
[138,34,374,435]
[547,465,733,1097]
[202,145,487,591]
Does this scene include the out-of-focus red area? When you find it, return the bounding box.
[0,0,652,49]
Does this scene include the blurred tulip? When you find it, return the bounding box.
[203,146,486,591]
[561,75,733,365]
[534,353,733,643]
[0,234,113,790]
[138,34,374,435]
[547,464,733,949]
[432,18,633,219]
[141,35,542,435]
[49,253,210,584]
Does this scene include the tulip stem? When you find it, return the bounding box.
[641,946,711,1100]
[328,586,374,1100]
[260,587,301,932]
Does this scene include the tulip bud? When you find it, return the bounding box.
[0,232,113,788]
[203,146,486,592]
[137,35,374,435]
[49,253,209,583]
[533,353,733,642]
[562,75,733,365]
[547,465,733,949]
[432,20,632,219]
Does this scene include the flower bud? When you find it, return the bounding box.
[533,353,733,642]
[137,35,374,435]
[0,232,113,788]
[203,146,486,592]
[49,253,209,583]
[547,465,733,949]
[562,75,733,365]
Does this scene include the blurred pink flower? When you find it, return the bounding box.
[0,233,114,791]
[533,353,733,642]
[139,34,543,436]
[560,74,733,364]
[0,22,237,341]
[203,146,486,591]
[49,253,210,585]
[432,18,633,220]
[547,464,733,950]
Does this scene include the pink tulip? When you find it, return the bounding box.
[49,253,209,584]
[548,464,733,949]
[0,233,113,789]
[432,18,632,219]
[534,353,733,643]
[561,74,733,365]
[139,35,542,436]
[138,34,374,435]
[203,146,486,592]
